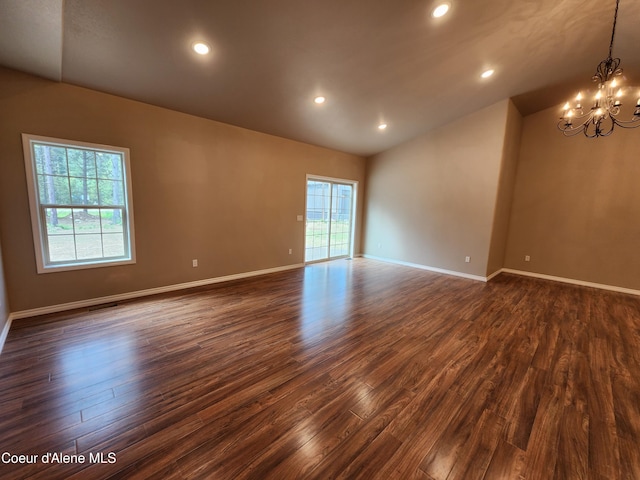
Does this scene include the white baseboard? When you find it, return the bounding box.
[9,263,305,321]
[501,268,640,297]
[0,316,12,355]
[363,255,489,282]
[485,269,503,281]
[360,257,640,296]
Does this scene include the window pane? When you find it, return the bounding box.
[101,209,124,232]
[67,149,96,178]
[48,235,76,262]
[73,209,101,234]
[34,145,68,175]
[45,208,72,235]
[48,146,68,175]
[37,174,48,204]
[38,175,71,204]
[103,233,125,257]
[75,234,103,259]
[96,153,123,180]
[67,148,84,177]
[98,180,125,206]
[34,144,46,174]
[70,177,98,205]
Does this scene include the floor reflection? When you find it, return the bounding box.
[299,260,354,347]
[55,332,141,423]
[59,334,136,383]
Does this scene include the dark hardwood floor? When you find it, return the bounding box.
[1,258,639,479]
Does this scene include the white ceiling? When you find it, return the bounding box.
[1,0,639,156]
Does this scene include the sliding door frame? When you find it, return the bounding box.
[304,174,358,264]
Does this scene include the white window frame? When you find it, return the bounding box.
[22,134,136,273]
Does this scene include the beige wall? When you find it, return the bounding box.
[363,99,512,277]
[504,103,640,290]
[3,63,635,317]
[0,68,366,312]
[486,100,523,276]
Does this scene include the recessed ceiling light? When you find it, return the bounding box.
[481,69,495,79]
[314,96,326,104]
[432,3,450,18]
[378,123,388,130]
[192,42,210,55]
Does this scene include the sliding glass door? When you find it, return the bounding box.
[305,177,355,263]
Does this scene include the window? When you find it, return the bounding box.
[22,134,136,273]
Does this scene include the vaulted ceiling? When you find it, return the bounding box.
[1,0,639,156]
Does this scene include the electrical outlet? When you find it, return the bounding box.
[192,259,198,267]
[525,255,531,262]
[288,248,292,255]
[465,256,470,263]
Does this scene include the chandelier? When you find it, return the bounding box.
[558,0,640,137]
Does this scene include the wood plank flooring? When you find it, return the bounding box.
[1,258,639,479]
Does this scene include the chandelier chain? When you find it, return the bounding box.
[608,0,619,59]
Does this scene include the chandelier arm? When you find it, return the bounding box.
[562,129,588,137]
[584,127,599,139]
[583,120,603,138]
[571,111,597,122]
[611,118,640,129]
[598,117,615,136]
[558,121,591,137]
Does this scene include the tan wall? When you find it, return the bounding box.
[0,68,366,311]
[363,100,511,277]
[486,100,523,276]
[504,103,640,290]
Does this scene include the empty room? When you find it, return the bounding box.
[1,0,639,478]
